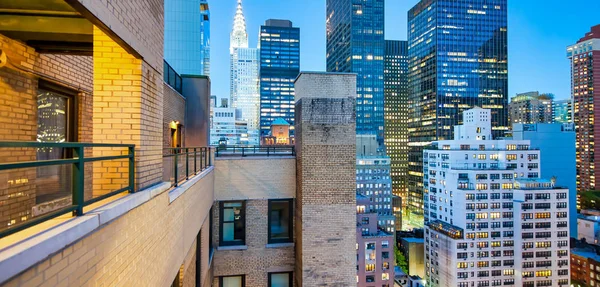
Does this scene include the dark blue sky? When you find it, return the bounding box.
[208,0,600,102]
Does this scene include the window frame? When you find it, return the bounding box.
[268,272,292,287]
[219,275,245,287]
[219,201,246,246]
[268,199,294,244]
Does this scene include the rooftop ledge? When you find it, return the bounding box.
[0,167,214,284]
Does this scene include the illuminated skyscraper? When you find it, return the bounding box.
[164,0,210,76]
[229,0,259,144]
[258,20,300,137]
[508,92,553,125]
[553,99,573,124]
[407,0,508,223]
[567,24,600,193]
[384,40,409,225]
[326,0,385,145]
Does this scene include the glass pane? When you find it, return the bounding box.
[270,201,290,240]
[223,208,235,221]
[223,276,242,287]
[223,222,234,241]
[37,89,68,149]
[270,273,289,287]
[224,202,242,208]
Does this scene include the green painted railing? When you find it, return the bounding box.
[0,142,135,239]
[214,146,295,157]
[163,147,212,187]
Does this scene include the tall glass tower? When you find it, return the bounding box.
[326,0,385,145]
[164,0,210,76]
[407,0,508,223]
[384,40,409,225]
[258,20,300,137]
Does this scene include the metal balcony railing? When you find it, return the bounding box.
[163,147,213,187]
[214,146,295,157]
[0,142,135,238]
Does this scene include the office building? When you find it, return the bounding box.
[209,107,249,146]
[356,135,395,286]
[511,123,577,235]
[407,0,508,223]
[326,0,385,144]
[567,24,600,193]
[229,0,259,144]
[424,108,570,287]
[258,19,300,138]
[508,92,553,124]
[553,99,573,124]
[164,0,210,76]
[384,40,410,216]
[577,215,600,244]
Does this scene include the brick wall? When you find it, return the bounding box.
[214,158,296,201]
[212,199,295,287]
[163,83,186,149]
[182,238,197,287]
[2,171,215,287]
[294,72,357,286]
[0,33,94,230]
[76,0,164,71]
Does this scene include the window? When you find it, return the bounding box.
[269,272,292,287]
[269,199,293,243]
[220,201,246,246]
[220,275,245,287]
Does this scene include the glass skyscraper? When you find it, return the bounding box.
[384,40,409,224]
[326,0,385,145]
[258,19,300,137]
[164,0,210,76]
[407,0,508,223]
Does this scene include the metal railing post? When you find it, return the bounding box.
[129,146,135,193]
[194,148,197,173]
[73,146,85,216]
[174,149,179,187]
[185,147,189,180]
[242,147,245,157]
[208,147,212,166]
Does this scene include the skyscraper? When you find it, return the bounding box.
[229,0,259,144]
[407,0,508,223]
[326,0,385,145]
[553,99,573,124]
[384,40,409,226]
[164,0,210,76]
[424,108,570,287]
[258,20,300,138]
[508,92,553,125]
[567,24,600,193]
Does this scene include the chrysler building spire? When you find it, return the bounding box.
[230,0,248,53]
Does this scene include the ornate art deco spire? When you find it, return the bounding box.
[230,0,248,53]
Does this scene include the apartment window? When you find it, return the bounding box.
[220,275,245,287]
[269,199,293,243]
[268,272,292,287]
[220,201,246,246]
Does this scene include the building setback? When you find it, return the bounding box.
[326,0,386,145]
[384,40,410,219]
[407,0,508,224]
[567,24,600,193]
[258,19,300,138]
[423,108,570,287]
[508,92,553,124]
[164,0,210,76]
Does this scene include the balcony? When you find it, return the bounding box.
[215,145,295,157]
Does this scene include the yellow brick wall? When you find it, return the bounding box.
[1,171,215,287]
[214,158,296,200]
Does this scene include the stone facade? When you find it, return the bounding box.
[294,72,357,286]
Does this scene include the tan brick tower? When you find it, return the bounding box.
[294,72,357,286]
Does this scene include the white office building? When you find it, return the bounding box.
[424,108,570,287]
[229,0,259,145]
[209,107,248,146]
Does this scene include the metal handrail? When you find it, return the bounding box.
[163,147,213,187]
[214,146,295,157]
[0,141,135,239]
